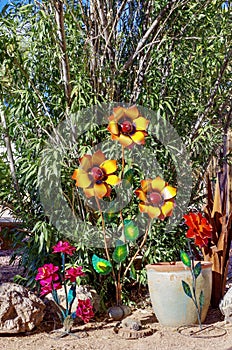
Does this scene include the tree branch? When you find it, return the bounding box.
[0,104,21,198]
[53,0,72,108]
[120,0,176,73]
[189,48,232,142]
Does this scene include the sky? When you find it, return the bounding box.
[0,0,10,11]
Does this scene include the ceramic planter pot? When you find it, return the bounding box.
[146,261,212,327]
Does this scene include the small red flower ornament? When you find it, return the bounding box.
[52,241,76,255]
[183,212,212,248]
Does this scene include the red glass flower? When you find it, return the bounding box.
[183,212,212,248]
[35,263,59,283]
[65,266,85,283]
[40,280,62,296]
[52,241,76,256]
[76,298,95,323]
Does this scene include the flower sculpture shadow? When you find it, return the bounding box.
[180,212,213,329]
[72,106,177,313]
[35,240,94,334]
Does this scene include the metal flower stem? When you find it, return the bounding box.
[188,240,202,329]
[121,145,125,179]
[51,281,65,322]
[61,252,69,317]
[95,195,118,303]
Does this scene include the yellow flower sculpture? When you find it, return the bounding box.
[135,176,177,220]
[72,150,120,199]
[107,106,149,147]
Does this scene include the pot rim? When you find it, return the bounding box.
[146,261,213,272]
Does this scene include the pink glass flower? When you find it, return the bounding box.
[52,241,76,256]
[65,267,85,283]
[35,264,59,283]
[40,281,62,296]
[76,298,94,323]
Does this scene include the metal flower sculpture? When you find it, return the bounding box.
[35,241,94,333]
[72,150,120,199]
[71,106,177,311]
[180,213,212,329]
[183,212,213,248]
[135,176,177,219]
[107,105,149,147]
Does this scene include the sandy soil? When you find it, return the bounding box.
[1,250,232,350]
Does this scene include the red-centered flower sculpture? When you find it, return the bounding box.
[135,176,177,220]
[72,150,120,199]
[183,212,212,248]
[107,106,149,147]
[52,240,76,256]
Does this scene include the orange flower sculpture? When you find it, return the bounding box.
[72,150,120,199]
[107,106,149,147]
[183,212,212,248]
[135,176,177,220]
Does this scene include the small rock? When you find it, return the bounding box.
[0,282,45,333]
[121,317,142,331]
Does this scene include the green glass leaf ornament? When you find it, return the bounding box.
[182,280,192,299]
[92,254,112,275]
[124,169,135,188]
[112,244,128,263]
[199,290,204,311]
[194,262,202,279]
[124,220,139,241]
[180,250,191,267]
[104,208,117,222]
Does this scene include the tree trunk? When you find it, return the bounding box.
[0,105,20,198]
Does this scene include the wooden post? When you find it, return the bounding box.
[227,129,232,216]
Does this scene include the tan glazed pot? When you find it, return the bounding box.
[146,261,213,327]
